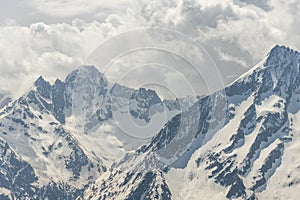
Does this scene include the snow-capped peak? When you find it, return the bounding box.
[82,46,300,200]
[266,45,300,66]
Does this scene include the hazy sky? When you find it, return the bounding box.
[0,0,299,98]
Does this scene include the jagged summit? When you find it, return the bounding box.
[78,65,105,77]
[78,65,99,72]
[63,65,106,85]
[33,75,52,99]
[266,45,300,66]
[34,75,46,85]
[268,45,299,57]
[34,75,50,88]
[227,45,300,98]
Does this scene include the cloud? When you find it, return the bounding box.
[218,51,248,67]
[24,0,133,18]
[0,0,300,99]
[135,0,300,84]
[0,17,132,97]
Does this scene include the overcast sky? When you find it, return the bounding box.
[0,0,299,99]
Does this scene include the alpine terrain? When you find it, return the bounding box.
[1,45,300,199]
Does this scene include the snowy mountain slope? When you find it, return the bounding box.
[82,90,226,200]
[0,136,86,200]
[0,136,38,199]
[188,45,300,199]
[166,46,300,200]
[83,45,300,200]
[1,45,300,199]
[0,93,12,110]
[83,151,171,200]
[0,65,182,198]
[63,66,182,164]
[0,89,106,187]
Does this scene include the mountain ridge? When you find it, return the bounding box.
[1,45,300,199]
[0,63,185,199]
[83,45,300,199]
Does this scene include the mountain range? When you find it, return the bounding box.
[0,45,300,199]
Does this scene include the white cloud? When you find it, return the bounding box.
[0,0,300,98]
[218,51,248,67]
[135,0,300,84]
[0,17,133,97]
[24,0,133,18]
